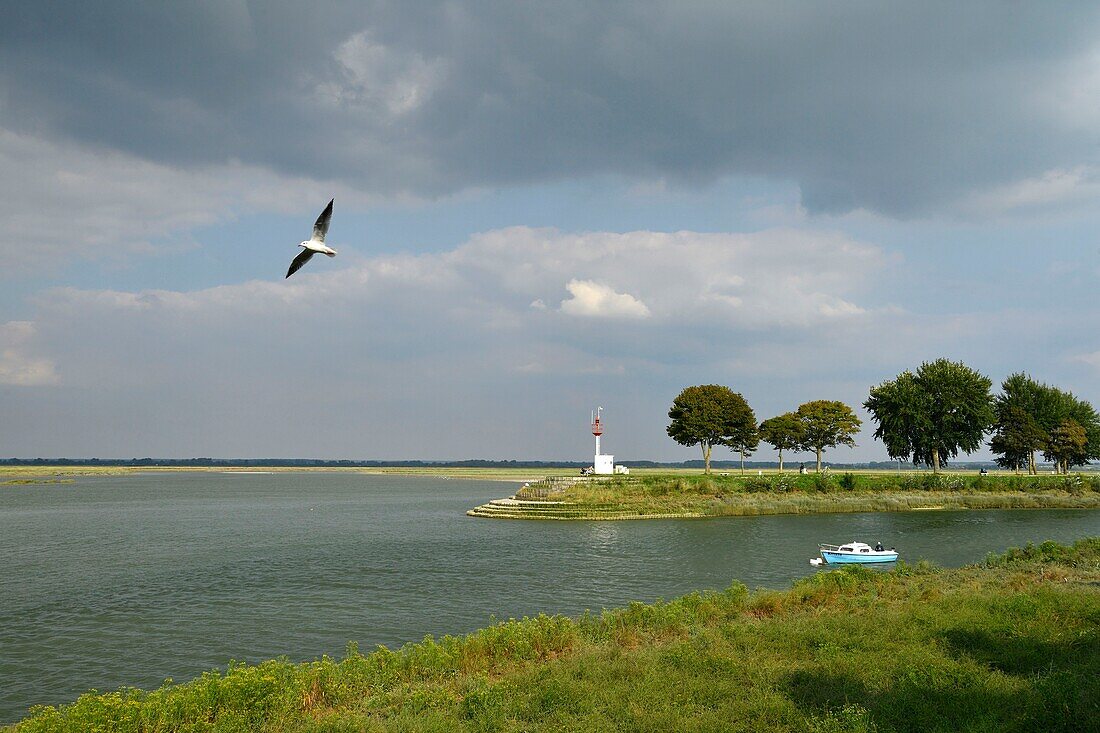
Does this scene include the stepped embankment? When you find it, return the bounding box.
[466,496,704,520]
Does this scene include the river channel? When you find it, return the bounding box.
[1,471,1097,722]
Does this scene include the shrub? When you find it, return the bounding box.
[740,476,773,493]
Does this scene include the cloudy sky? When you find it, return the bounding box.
[2,1,1099,462]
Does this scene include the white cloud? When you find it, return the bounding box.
[317,32,448,116]
[0,321,58,386]
[7,224,899,456]
[0,129,383,271]
[1073,350,1100,370]
[446,227,883,329]
[1041,45,1100,132]
[816,297,866,318]
[559,279,651,319]
[35,225,884,342]
[23,225,886,399]
[962,166,1100,216]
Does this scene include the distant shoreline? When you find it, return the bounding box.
[3,464,1097,485]
[0,465,539,483]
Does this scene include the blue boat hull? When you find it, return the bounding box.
[821,550,898,564]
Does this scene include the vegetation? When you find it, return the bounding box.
[996,374,1057,475]
[865,359,995,473]
[10,538,1099,732]
[471,472,1100,520]
[667,385,758,474]
[795,400,862,473]
[758,413,803,473]
[993,374,1100,474]
[990,404,1047,474]
[1047,419,1090,475]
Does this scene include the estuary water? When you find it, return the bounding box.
[1,471,1098,723]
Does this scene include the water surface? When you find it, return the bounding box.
[1,472,1097,723]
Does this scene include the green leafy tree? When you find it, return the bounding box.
[995,374,1099,473]
[861,371,926,463]
[1061,394,1100,465]
[864,359,994,473]
[990,406,1047,474]
[759,413,804,473]
[995,374,1052,474]
[1046,418,1089,474]
[726,421,760,475]
[795,400,862,473]
[667,385,757,474]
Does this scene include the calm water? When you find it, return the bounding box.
[1,472,1098,723]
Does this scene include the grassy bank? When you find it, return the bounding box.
[480,472,1100,519]
[9,538,1100,732]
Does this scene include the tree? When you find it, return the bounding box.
[795,400,862,473]
[989,405,1047,474]
[1060,394,1100,466]
[667,385,757,474]
[1046,418,1089,474]
[861,371,926,463]
[759,413,804,473]
[864,359,994,473]
[994,374,1100,473]
[726,421,760,475]
[996,373,1056,474]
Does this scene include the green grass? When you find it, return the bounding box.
[515,472,1100,518]
[579,471,1100,496]
[9,538,1100,732]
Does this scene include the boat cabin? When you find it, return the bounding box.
[823,542,874,553]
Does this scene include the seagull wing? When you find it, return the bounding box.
[312,198,334,243]
[286,249,315,279]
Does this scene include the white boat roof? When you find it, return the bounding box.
[821,541,880,552]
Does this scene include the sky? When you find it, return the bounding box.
[2,1,1099,463]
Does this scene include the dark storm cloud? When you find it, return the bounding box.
[3,1,1099,215]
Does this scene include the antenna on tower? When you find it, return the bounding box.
[585,406,628,477]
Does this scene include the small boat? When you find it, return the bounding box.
[818,541,898,564]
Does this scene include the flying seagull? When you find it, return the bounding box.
[286,198,336,278]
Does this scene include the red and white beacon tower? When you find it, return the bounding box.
[590,407,626,475]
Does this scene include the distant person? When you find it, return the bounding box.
[979,467,988,476]
[799,463,806,474]
[875,541,884,552]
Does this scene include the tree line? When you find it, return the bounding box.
[668,358,1100,475]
